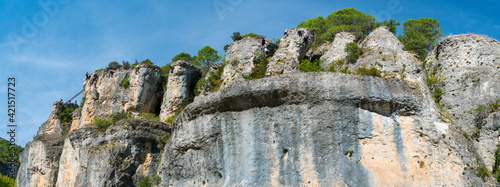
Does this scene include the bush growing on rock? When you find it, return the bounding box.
[139,113,161,122]
[194,62,225,95]
[120,74,130,89]
[355,67,382,77]
[93,117,113,132]
[345,42,363,63]
[231,32,243,41]
[197,46,222,68]
[57,105,75,125]
[243,53,269,80]
[298,59,324,72]
[376,19,400,35]
[107,61,122,70]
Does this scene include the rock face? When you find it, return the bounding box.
[319,32,356,68]
[426,34,500,171]
[79,66,162,129]
[354,27,422,80]
[55,120,170,187]
[159,61,200,121]
[16,102,77,187]
[221,37,277,88]
[157,72,489,186]
[266,29,313,76]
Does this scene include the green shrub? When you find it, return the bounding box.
[0,174,15,187]
[241,32,262,39]
[58,106,75,124]
[120,74,130,89]
[122,61,130,69]
[298,59,324,72]
[477,165,490,181]
[356,67,381,77]
[243,53,269,80]
[137,175,160,187]
[433,87,442,103]
[139,113,161,122]
[231,32,243,41]
[157,135,169,151]
[93,117,113,132]
[140,59,154,66]
[111,112,132,123]
[107,61,122,70]
[345,42,363,63]
[223,44,230,51]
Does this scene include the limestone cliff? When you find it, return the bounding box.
[159,61,200,121]
[425,34,500,173]
[16,27,500,187]
[79,65,162,129]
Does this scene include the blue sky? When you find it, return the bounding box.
[0,0,499,147]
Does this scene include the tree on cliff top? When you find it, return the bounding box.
[297,8,376,47]
[171,52,199,67]
[197,46,221,68]
[398,18,443,61]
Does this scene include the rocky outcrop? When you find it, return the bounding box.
[16,102,77,187]
[221,37,277,88]
[319,32,356,68]
[266,29,313,76]
[354,26,422,80]
[157,72,489,186]
[426,34,500,171]
[159,61,200,121]
[55,120,170,187]
[79,66,162,129]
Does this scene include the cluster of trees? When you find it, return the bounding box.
[170,46,221,68]
[297,8,443,60]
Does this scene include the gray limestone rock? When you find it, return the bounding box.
[266,29,313,76]
[221,37,277,88]
[425,34,500,133]
[159,60,200,121]
[79,66,162,129]
[157,72,489,186]
[319,32,356,68]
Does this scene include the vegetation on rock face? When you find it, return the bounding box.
[93,112,133,132]
[57,105,75,125]
[345,42,363,63]
[0,174,15,187]
[423,61,444,107]
[0,138,23,165]
[194,62,225,95]
[493,145,500,183]
[139,113,161,122]
[356,67,382,77]
[137,175,161,187]
[398,18,443,61]
[376,19,400,35]
[243,53,269,80]
[120,74,130,89]
[297,8,377,47]
[298,59,324,72]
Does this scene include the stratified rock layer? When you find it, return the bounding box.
[159,61,200,121]
[157,72,488,186]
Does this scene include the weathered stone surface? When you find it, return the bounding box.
[55,120,171,187]
[16,102,77,187]
[426,34,500,173]
[353,26,423,81]
[221,37,277,88]
[319,32,356,68]
[157,72,489,186]
[159,61,200,121]
[266,29,313,76]
[425,34,500,133]
[79,66,162,129]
